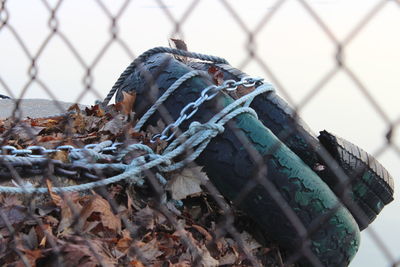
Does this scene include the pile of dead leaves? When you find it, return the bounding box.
[0,91,287,266]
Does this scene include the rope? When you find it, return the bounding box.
[102,47,229,107]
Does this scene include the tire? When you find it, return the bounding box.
[187,62,394,230]
[117,54,360,266]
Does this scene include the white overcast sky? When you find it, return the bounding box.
[0,0,399,266]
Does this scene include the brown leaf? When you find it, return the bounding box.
[115,91,136,115]
[67,103,81,112]
[72,112,86,134]
[167,166,208,200]
[49,150,69,163]
[0,205,27,228]
[208,65,224,86]
[37,134,63,143]
[169,38,189,63]
[116,229,132,253]
[191,225,212,242]
[85,104,105,117]
[57,236,117,267]
[236,84,255,98]
[133,206,166,231]
[31,118,60,128]
[100,114,127,135]
[10,123,44,142]
[170,38,188,51]
[135,239,164,262]
[17,249,43,267]
[46,179,62,207]
[0,195,22,207]
[36,224,55,248]
[240,231,262,251]
[49,188,82,235]
[80,195,121,233]
[130,260,146,267]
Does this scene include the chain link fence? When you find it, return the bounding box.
[0,0,399,266]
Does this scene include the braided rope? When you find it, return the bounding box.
[102,47,229,106]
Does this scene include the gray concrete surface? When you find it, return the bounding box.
[0,99,87,119]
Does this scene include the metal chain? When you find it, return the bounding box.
[0,142,123,158]
[151,76,264,142]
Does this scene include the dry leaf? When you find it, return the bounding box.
[80,195,121,233]
[167,166,208,200]
[85,104,105,117]
[133,206,166,231]
[240,231,262,251]
[116,229,132,253]
[49,150,69,163]
[198,245,219,267]
[100,114,127,135]
[46,179,62,207]
[115,91,136,115]
[0,205,27,228]
[169,38,188,62]
[135,239,164,262]
[208,65,224,86]
[50,189,82,235]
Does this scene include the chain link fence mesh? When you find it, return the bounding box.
[0,0,399,266]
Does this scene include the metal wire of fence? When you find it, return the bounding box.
[0,0,398,266]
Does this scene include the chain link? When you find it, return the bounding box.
[0,142,123,158]
[151,76,264,143]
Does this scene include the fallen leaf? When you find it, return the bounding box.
[134,239,164,262]
[115,91,136,115]
[80,195,121,233]
[0,205,27,228]
[50,189,82,235]
[10,123,44,142]
[133,206,156,231]
[218,252,237,265]
[49,150,69,163]
[169,38,189,62]
[36,224,55,248]
[208,65,224,86]
[67,103,81,113]
[191,225,212,242]
[100,114,127,135]
[17,249,43,267]
[116,229,132,253]
[236,84,255,98]
[130,260,146,267]
[72,112,86,134]
[167,166,208,200]
[240,231,262,251]
[198,245,219,267]
[170,38,188,51]
[0,195,22,207]
[46,179,62,207]
[85,104,105,117]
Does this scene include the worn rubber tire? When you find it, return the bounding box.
[117,54,360,266]
[318,131,394,205]
[188,62,394,230]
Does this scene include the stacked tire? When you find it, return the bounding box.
[116,53,394,266]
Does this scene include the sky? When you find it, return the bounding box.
[0,0,399,266]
